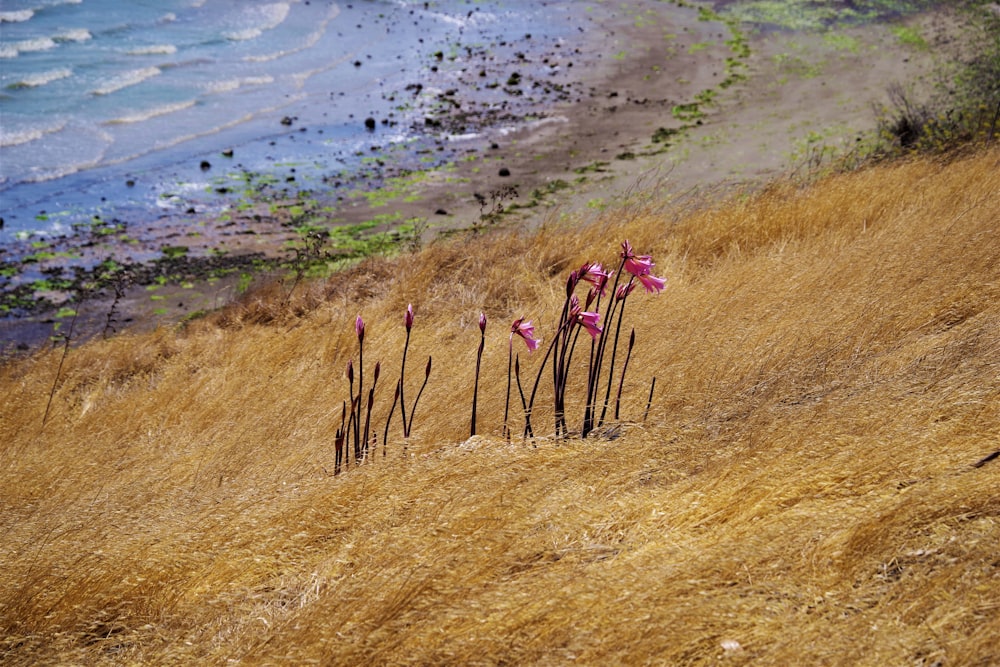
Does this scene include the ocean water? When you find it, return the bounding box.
[0,0,584,244]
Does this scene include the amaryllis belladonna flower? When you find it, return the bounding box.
[510,317,541,352]
[346,359,354,382]
[616,282,637,301]
[355,314,365,342]
[404,303,414,331]
[580,262,612,296]
[620,239,653,277]
[569,295,603,339]
[576,310,603,339]
[637,272,667,294]
[621,240,667,292]
[479,312,487,333]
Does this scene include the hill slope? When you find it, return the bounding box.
[2,149,999,664]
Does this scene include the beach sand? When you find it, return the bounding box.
[0,1,950,353]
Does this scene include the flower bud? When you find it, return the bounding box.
[566,270,578,297]
[355,315,365,342]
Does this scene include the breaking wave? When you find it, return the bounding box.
[90,67,161,95]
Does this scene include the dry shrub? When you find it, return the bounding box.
[1,148,998,665]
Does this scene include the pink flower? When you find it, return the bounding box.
[565,270,579,297]
[355,314,365,342]
[620,239,653,277]
[568,294,581,318]
[637,272,667,294]
[576,309,603,339]
[568,295,602,339]
[616,282,636,301]
[346,359,354,383]
[479,312,487,334]
[580,262,612,296]
[510,317,541,352]
[404,303,414,331]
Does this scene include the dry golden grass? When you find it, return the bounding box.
[2,149,999,665]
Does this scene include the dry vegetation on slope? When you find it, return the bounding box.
[1,148,999,665]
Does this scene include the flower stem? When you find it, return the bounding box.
[399,329,411,435]
[384,379,400,457]
[614,328,636,421]
[356,342,364,461]
[503,344,513,441]
[598,291,630,427]
[472,332,485,437]
[516,355,531,439]
[405,356,432,438]
[643,377,657,423]
[335,400,346,475]
[525,318,572,438]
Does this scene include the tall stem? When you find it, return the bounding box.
[557,324,583,436]
[614,328,636,421]
[345,396,358,468]
[335,400,346,475]
[355,343,364,461]
[515,355,531,439]
[643,377,657,423]
[472,332,484,437]
[503,343,513,441]
[583,259,626,436]
[524,318,572,438]
[598,292,630,427]
[399,329,411,437]
[346,370,356,465]
[384,379,401,457]
[405,356,432,438]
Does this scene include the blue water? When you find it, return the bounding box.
[0,0,584,244]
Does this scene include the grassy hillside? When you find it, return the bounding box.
[2,148,998,665]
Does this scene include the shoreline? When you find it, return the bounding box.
[0,1,948,356]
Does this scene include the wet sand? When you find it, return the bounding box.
[0,1,948,356]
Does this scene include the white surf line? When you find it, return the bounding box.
[243,3,340,63]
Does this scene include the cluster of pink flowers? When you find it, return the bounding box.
[506,239,667,439]
[338,239,667,468]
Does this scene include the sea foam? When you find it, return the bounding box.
[1,37,57,58]
[126,44,178,56]
[91,67,161,95]
[0,121,67,148]
[105,100,197,125]
[204,75,274,94]
[0,10,34,23]
[54,28,93,42]
[7,68,73,89]
[244,4,338,63]
[223,3,291,41]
